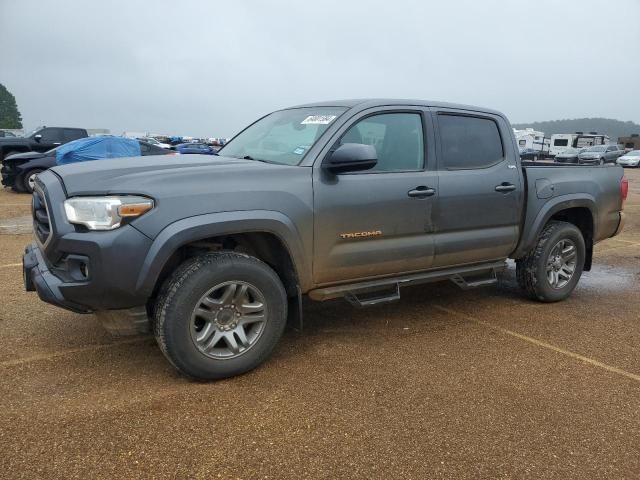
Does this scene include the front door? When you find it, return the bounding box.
[312,109,438,285]
[431,109,523,268]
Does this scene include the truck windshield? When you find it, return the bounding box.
[219,107,347,165]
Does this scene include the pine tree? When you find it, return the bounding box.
[0,83,23,129]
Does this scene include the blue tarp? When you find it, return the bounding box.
[56,136,141,165]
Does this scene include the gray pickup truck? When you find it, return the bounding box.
[23,99,627,380]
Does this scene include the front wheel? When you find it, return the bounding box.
[153,252,288,380]
[21,169,45,193]
[516,221,585,302]
[598,158,605,165]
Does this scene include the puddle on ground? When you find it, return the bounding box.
[579,264,637,291]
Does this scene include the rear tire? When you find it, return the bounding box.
[516,221,585,302]
[153,251,288,380]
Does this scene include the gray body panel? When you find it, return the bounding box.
[32,99,623,311]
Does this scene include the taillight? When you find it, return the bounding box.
[621,176,629,207]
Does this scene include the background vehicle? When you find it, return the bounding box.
[519,148,544,160]
[23,99,626,380]
[0,127,87,160]
[138,137,171,149]
[554,147,585,163]
[578,144,625,165]
[618,134,640,152]
[617,150,640,167]
[175,142,217,155]
[0,130,17,138]
[514,128,549,156]
[549,132,609,157]
[1,139,171,192]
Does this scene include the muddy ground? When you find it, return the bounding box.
[0,169,638,479]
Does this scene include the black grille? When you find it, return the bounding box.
[32,189,51,244]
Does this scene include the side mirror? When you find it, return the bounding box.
[323,143,378,174]
[34,134,42,142]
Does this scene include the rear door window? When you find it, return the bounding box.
[437,114,504,170]
[63,129,86,142]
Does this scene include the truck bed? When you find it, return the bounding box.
[515,163,625,258]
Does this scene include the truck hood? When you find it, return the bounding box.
[51,153,301,196]
[3,150,49,163]
[50,153,313,239]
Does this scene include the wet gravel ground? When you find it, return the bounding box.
[0,170,639,479]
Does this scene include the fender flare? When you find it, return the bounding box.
[135,210,309,296]
[512,194,597,259]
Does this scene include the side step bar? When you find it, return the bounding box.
[308,260,506,303]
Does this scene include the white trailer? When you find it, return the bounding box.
[549,132,610,157]
[514,128,550,155]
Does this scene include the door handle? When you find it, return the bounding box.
[53,142,62,146]
[408,186,436,198]
[495,183,516,193]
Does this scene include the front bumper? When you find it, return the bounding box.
[23,243,90,313]
[23,171,154,312]
[0,164,18,188]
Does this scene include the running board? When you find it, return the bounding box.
[345,284,400,308]
[308,261,506,302]
[450,270,498,289]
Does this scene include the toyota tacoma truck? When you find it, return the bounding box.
[22,99,627,380]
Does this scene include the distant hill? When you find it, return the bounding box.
[512,118,640,141]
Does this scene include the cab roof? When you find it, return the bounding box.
[288,98,505,118]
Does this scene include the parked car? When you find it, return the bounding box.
[578,145,625,165]
[138,137,171,149]
[0,127,88,161]
[0,130,17,138]
[175,142,217,155]
[554,147,586,164]
[519,148,543,161]
[1,138,172,193]
[23,99,626,380]
[617,150,640,167]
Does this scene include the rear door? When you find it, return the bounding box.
[430,108,523,268]
[312,107,438,285]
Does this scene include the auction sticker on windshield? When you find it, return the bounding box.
[301,115,337,125]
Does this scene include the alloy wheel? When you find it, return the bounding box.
[190,281,267,359]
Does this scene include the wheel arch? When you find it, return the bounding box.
[513,195,596,270]
[135,211,309,300]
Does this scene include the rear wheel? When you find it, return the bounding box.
[153,252,288,380]
[516,221,585,302]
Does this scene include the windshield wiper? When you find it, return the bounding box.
[241,155,277,164]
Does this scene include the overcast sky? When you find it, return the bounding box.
[1,0,639,137]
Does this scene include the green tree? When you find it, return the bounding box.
[0,83,23,129]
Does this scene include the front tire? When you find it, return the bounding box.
[20,168,45,193]
[516,221,585,302]
[153,252,288,380]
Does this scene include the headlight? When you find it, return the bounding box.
[64,196,154,230]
